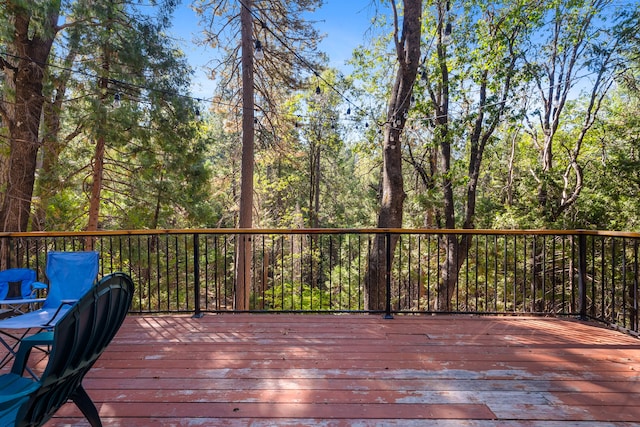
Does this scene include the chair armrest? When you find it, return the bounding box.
[31,282,47,290]
[29,281,48,299]
[10,332,54,376]
[41,300,77,328]
[21,331,54,346]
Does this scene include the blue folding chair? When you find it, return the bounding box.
[0,269,47,316]
[0,251,99,376]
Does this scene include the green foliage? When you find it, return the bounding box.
[261,282,331,311]
[2,0,640,237]
[254,69,377,229]
[5,0,640,318]
[26,0,217,231]
[571,89,640,231]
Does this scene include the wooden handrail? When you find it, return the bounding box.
[2,228,640,238]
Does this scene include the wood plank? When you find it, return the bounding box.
[1,314,637,426]
[55,401,497,420]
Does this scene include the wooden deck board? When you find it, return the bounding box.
[2,314,639,426]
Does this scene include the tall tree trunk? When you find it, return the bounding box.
[87,135,106,231]
[32,33,79,231]
[0,3,59,233]
[365,0,422,311]
[311,145,321,228]
[437,234,473,311]
[236,0,256,310]
[87,42,111,239]
[0,2,59,268]
[309,143,321,289]
[433,3,521,311]
[33,67,70,231]
[151,171,166,229]
[504,131,519,206]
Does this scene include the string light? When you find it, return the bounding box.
[254,40,265,61]
[3,0,614,122]
[1,0,605,139]
[443,23,453,45]
[0,9,465,136]
[236,0,373,122]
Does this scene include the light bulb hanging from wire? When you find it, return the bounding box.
[195,99,202,121]
[443,22,453,45]
[254,40,265,60]
[113,92,121,108]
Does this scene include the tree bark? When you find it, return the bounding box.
[87,69,109,233]
[0,3,59,232]
[33,52,76,231]
[433,3,522,311]
[365,0,422,311]
[236,0,256,310]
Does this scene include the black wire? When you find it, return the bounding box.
[0,50,220,107]
[1,0,377,125]
[236,0,370,119]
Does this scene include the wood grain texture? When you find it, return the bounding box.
[3,314,638,426]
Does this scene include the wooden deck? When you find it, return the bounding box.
[4,314,640,426]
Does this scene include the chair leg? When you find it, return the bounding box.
[0,331,28,370]
[10,345,33,377]
[71,385,102,427]
[10,331,53,379]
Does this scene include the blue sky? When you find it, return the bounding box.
[170,1,379,100]
[308,1,378,68]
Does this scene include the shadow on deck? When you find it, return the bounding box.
[6,314,640,426]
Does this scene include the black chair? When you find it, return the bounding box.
[0,272,134,427]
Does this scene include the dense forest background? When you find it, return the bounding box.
[1,0,640,234]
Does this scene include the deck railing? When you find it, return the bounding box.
[1,229,638,334]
